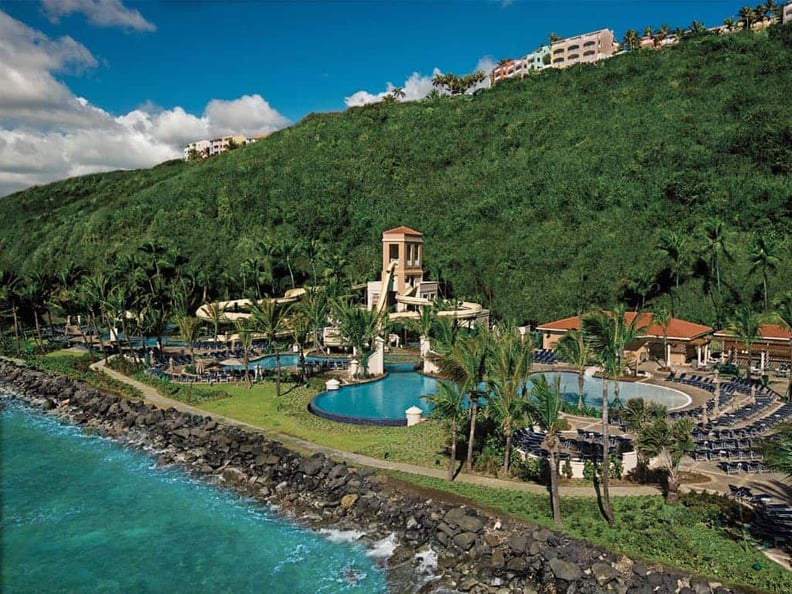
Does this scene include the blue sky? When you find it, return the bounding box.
[0,1,743,196]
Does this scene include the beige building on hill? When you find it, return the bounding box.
[549,29,619,68]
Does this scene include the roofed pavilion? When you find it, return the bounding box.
[713,323,792,372]
[537,312,714,368]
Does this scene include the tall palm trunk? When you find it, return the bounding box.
[448,420,457,481]
[503,421,513,474]
[33,310,44,352]
[577,371,585,409]
[12,304,21,355]
[547,440,563,528]
[601,377,614,524]
[466,396,478,473]
[274,347,282,397]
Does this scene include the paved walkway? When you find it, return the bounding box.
[91,359,661,497]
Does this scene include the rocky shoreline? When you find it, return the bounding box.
[0,360,744,594]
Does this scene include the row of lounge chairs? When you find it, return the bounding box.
[665,371,780,399]
[533,349,558,365]
[718,460,770,474]
[514,428,630,462]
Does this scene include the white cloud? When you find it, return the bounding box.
[344,68,442,108]
[41,0,156,32]
[205,95,291,136]
[0,11,291,198]
[344,59,495,108]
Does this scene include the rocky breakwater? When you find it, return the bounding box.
[1,359,744,594]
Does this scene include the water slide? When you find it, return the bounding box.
[374,260,398,316]
[388,294,483,321]
[195,289,304,323]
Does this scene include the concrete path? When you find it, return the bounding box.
[91,359,661,497]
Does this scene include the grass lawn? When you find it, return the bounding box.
[198,380,450,467]
[389,472,792,594]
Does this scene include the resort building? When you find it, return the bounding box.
[491,29,617,85]
[784,1,792,24]
[490,46,551,84]
[537,312,714,368]
[183,134,256,160]
[549,29,619,68]
[713,324,792,372]
[367,226,437,312]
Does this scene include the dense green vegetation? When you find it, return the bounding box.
[2,26,792,329]
[391,472,792,593]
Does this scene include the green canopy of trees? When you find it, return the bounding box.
[2,27,792,328]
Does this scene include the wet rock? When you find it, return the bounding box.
[549,557,581,582]
[453,532,478,551]
[591,562,619,585]
[340,493,358,509]
[301,452,326,476]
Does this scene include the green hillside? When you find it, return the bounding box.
[3,26,792,326]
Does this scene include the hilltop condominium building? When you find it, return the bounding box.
[492,29,618,84]
[548,29,619,68]
[183,133,268,160]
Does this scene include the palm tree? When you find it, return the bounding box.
[582,306,646,524]
[286,301,312,383]
[174,313,202,363]
[249,297,291,397]
[728,306,763,378]
[620,398,667,481]
[657,230,688,314]
[331,299,384,379]
[555,329,592,409]
[635,417,695,504]
[278,237,303,290]
[763,0,778,20]
[203,302,226,344]
[0,269,23,354]
[748,232,780,312]
[760,422,792,479]
[408,304,437,366]
[739,5,756,29]
[80,273,112,359]
[436,328,492,473]
[652,307,672,368]
[723,16,737,31]
[623,29,640,51]
[390,87,406,101]
[425,380,467,481]
[529,375,567,528]
[486,328,533,474]
[699,218,733,324]
[235,319,254,387]
[773,292,792,399]
[20,273,50,351]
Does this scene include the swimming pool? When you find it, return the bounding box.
[309,364,438,426]
[309,368,689,425]
[533,371,690,410]
[222,354,347,371]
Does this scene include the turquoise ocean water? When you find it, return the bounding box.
[0,396,387,594]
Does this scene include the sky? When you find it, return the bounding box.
[0,0,742,197]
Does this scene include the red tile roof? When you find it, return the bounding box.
[714,323,791,341]
[537,312,713,340]
[383,226,423,236]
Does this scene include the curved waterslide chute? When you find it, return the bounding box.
[195,288,306,322]
[388,295,482,321]
[375,260,398,316]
